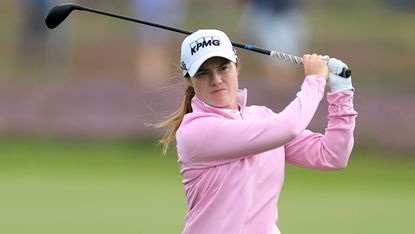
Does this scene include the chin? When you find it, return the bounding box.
[207,101,225,108]
[214,100,235,109]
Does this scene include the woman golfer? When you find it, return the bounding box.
[158,29,357,234]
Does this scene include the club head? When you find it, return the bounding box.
[45,3,84,29]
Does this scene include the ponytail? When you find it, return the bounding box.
[156,59,239,155]
[155,84,195,156]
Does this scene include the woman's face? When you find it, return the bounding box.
[188,57,240,109]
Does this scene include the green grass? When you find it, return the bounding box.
[0,139,414,234]
[0,138,186,234]
[280,150,415,234]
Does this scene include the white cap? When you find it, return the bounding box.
[180,29,237,77]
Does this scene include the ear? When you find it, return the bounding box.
[235,60,241,74]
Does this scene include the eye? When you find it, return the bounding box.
[220,64,230,71]
[195,70,208,77]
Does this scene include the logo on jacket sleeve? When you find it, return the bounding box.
[190,36,221,55]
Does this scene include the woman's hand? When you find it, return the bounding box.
[303,54,329,81]
[328,58,354,93]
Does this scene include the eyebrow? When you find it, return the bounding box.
[219,61,231,66]
[196,68,208,74]
[198,60,231,72]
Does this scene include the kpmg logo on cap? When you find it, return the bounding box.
[190,36,221,55]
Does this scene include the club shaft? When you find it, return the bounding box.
[76,6,298,59]
[56,4,351,78]
[78,6,193,36]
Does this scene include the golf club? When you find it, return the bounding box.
[45,3,351,78]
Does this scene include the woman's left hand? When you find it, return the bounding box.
[303,54,329,81]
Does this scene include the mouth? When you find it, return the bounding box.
[211,88,226,94]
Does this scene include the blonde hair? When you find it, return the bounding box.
[156,59,239,156]
[155,81,194,156]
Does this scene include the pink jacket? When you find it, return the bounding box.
[176,75,358,234]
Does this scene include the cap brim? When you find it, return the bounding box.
[187,51,237,77]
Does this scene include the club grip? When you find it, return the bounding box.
[340,67,352,78]
[268,51,352,78]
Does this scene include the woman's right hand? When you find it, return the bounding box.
[303,54,329,81]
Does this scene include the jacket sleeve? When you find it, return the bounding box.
[177,76,326,167]
[284,91,357,170]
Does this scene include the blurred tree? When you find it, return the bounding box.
[237,0,310,88]
[17,0,51,66]
[384,0,415,11]
[128,0,188,86]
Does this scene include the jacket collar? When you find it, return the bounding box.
[191,89,248,115]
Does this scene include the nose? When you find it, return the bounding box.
[210,72,223,86]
